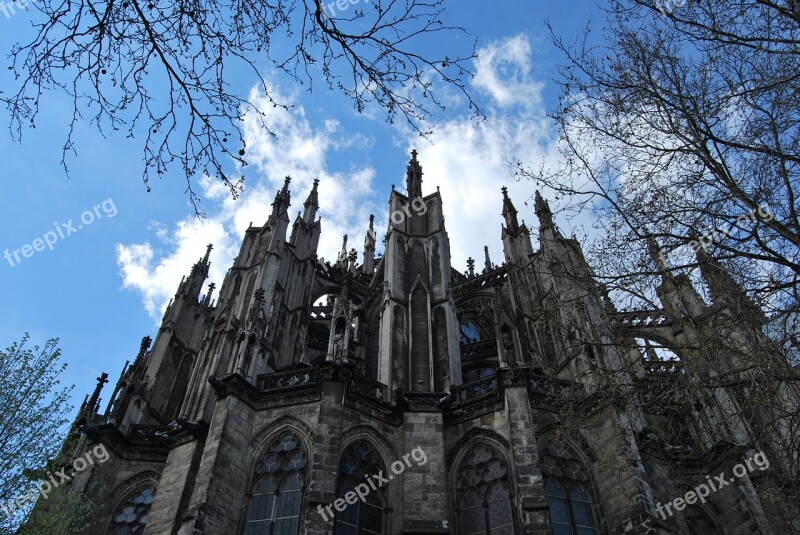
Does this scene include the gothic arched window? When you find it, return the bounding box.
[460,320,482,345]
[463,366,496,384]
[243,431,308,535]
[107,486,156,534]
[456,443,516,535]
[540,442,599,535]
[544,479,597,535]
[334,440,386,535]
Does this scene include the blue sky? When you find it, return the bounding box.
[0,0,605,417]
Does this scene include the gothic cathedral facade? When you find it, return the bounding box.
[63,151,798,535]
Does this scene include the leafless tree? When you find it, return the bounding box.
[514,2,800,527]
[518,0,800,355]
[2,0,481,213]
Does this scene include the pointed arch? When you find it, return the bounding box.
[538,437,601,535]
[454,441,517,535]
[105,471,160,535]
[241,429,309,535]
[333,439,388,535]
[164,351,194,419]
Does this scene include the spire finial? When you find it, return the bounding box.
[369,214,375,230]
[484,245,493,272]
[406,150,423,197]
[501,186,520,232]
[646,234,670,272]
[303,178,320,221]
[534,190,554,228]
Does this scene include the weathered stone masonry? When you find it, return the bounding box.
[59,151,799,535]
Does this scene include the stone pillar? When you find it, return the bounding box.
[402,403,448,533]
[145,438,204,535]
[177,395,252,535]
[306,378,346,535]
[505,385,550,534]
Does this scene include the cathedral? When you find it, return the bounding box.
[60,151,798,534]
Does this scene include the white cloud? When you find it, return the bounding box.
[116,85,379,322]
[406,114,561,272]
[116,34,587,322]
[473,34,544,109]
[402,35,577,272]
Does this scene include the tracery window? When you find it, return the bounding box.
[107,486,156,535]
[460,320,482,345]
[463,366,496,384]
[243,431,308,535]
[540,442,598,535]
[334,440,386,535]
[456,443,516,535]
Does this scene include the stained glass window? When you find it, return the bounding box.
[243,431,307,535]
[107,486,156,535]
[456,443,516,534]
[460,321,482,345]
[541,442,598,535]
[333,440,386,535]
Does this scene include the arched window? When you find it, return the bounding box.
[463,366,496,384]
[334,440,386,535]
[243,431,308,535]
[460,320,482,345]
[456,443,516,535]
[107,486,156,534]
[540,442,599,535]
[544,479,597,535]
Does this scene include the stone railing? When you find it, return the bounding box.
[644,358,685,376]
[610,310,670,329]
[453,374,498,404]
[256,367,322,391]
[346,373,387,401]
[309,306,333,320]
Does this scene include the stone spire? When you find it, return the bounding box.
[484,245,493,272]
[270,176,292,222]
[501,188,534,266]
[501,186,520,234]
[181,244,213,297]
[406,149,423,198]
[363,214,376,274]
[84,373,109,419]
[337,234,349,268]
[695,245,765,323]
[646,235,671,275]
[303,178,320,222]
[534,190,554,230]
